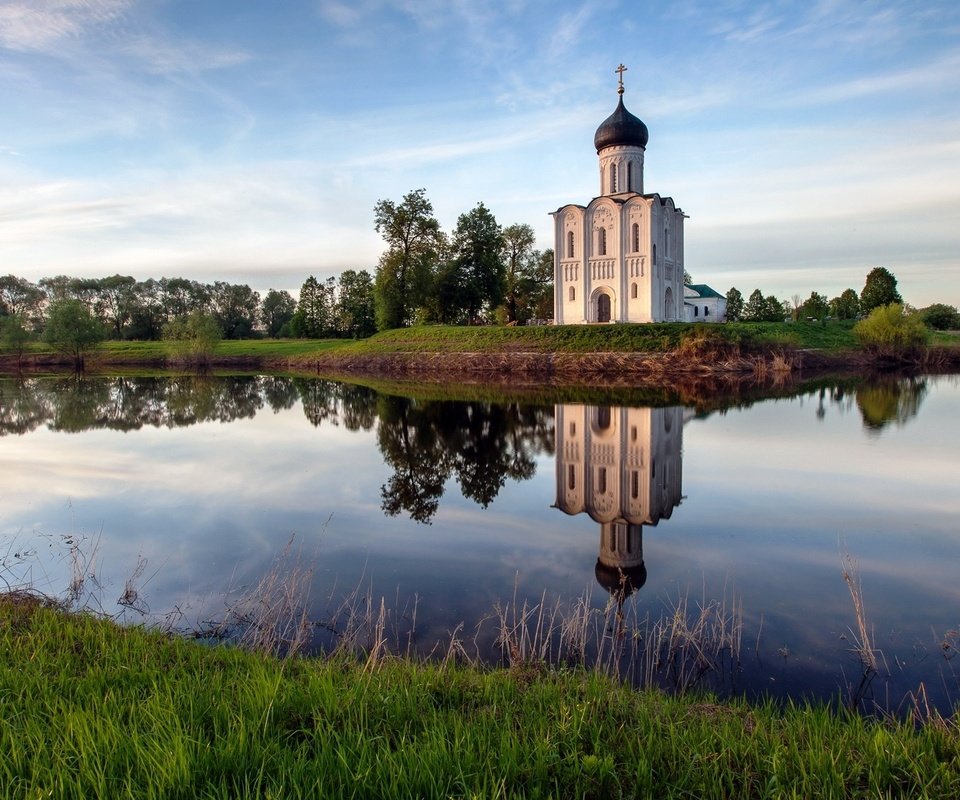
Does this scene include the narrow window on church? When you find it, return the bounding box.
[598,227,607,256]
[568,465,575,491]
[652,243,657,266]
[632,222,639,252]
[626,162,632,192]
[631,282,638,299]
[631,426,637,442]
[569,286,575,302]
[694,306,699,318]
[598,467,607,494]
[610,163,617,192]
[631,471,639,500]
[567,230,574,258]
[569,422,576,436]
[664,225,670,259]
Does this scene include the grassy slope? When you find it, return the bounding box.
[3,598,959,799]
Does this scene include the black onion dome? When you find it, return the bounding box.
[595,560,647,598]
[594,96,649,152]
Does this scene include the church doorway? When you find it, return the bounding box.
[663,287,674,321]
[597,293,611,322]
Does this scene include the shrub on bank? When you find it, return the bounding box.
[854,303,929,357]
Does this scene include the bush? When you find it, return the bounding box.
[853,303,928,357]
[919,303,960,331]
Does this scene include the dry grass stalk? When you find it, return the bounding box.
[840,550,877,673]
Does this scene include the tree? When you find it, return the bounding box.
[42,298,105,371]
[800,291,829,320]
[501,223,536,323]
[853,303,928,357]
[373,188,443,329]
[335,270,376,338]
[291,276,335,338]
[919,303,960,331]
[725,287,744,321]
[763,295,786,322]
[209,281,260,339]
[262,289,297,338]
[743,289,766,321]
[91,274,137,339]
[444,202,505,324]
[0,314,33,370]
[0,275,46,327]
[831,288,860,320]
[163,311,222,369]
[860,267,902,313]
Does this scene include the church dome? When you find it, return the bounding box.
[594,96,648,153]
[595,560,647,598]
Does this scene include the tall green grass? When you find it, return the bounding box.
[3,596,958,799]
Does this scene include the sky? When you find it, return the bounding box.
[1,0,958,307]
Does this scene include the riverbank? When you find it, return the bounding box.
[3,594,958,799]
[4,321,960,381]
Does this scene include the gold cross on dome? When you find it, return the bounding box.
[615,63,627,94]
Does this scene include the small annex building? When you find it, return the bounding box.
[683,283,727,323]
[552,67,724,325]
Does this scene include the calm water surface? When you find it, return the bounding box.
[1,374,957,713]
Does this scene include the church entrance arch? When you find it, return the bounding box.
[597,293,611,322]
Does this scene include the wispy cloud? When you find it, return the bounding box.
[0,0,130,52]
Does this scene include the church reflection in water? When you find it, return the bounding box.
[554,404,685,601]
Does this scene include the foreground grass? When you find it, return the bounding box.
[3,598,958,799]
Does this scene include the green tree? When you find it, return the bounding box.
[373,189,443,329]
[919,303,960,330]
[163,311,222,369]
[501,223,536,323]
[209,281,260,339]
[0,314,33,370]
[291,276,336,337]
[0,275,46,328]
[800,291,829,320]
[743,289,766,321]
[444,202,505,324]
[42,298,105,371]
[335,270,376,338]
[763,295,786,322]
[831,288,860,320]
[725,287,744,321]
[91,275,137,339]
[261,289,296,338]
[860,267,902,313]
[853,303,928,357]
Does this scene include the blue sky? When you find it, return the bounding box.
[1,0,957,306]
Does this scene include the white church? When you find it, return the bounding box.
[551,66,726,325]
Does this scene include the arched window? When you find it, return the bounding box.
[567,230,574,258]
[568,286,575,302]
[631,282,638,299]
[609,163,618,193]
[694,306,699,317]
[652,243,657,266]
[626,162,632,192]
[631,222,639,252]
[567,465,575,491]
[664,224,670,259]
[598,467,607,494]
[598,227,607,256]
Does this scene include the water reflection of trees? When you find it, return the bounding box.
[813,376,929,433]
[0,376,381,435]
[376,396,555,524]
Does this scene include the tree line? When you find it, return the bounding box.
[723,266,957,329]
[373,188,553,329]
